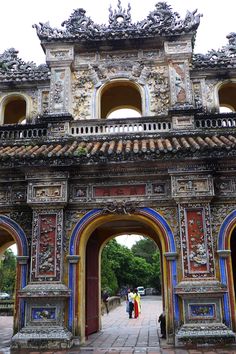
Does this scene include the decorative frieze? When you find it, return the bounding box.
[68,181,170,203]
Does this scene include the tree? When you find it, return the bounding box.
[0,248,17,295]
[101,237,162,294]
[101,241,118,295]
[149,251,162,293]
[131,237,158,264]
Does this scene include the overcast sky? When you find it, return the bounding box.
[1,0,236,65]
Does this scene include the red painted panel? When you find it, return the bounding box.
[186,209,208,273]
[94,184,146,197]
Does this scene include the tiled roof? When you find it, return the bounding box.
[0,134,236,162]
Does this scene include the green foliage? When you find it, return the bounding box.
[101,237,162,295]
[131,237,158,263]
[0,248,17,295]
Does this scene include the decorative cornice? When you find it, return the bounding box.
[0,48,50,83]
[193,32,236,69]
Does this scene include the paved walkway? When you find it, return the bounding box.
[1,297,236,353]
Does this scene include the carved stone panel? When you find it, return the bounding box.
[164,41,192,56]
[184,299,222,324]
[69,185,88,202]
[46,47,74,64]
[72,69,93,119]
[31,210,63,282]
[172,175,214,201]
[215,177,236,196]
[172,116,194,130]
[179,204,215,278]
[27,181,67,204]
[0,186,27,205]
[40,90,50,114]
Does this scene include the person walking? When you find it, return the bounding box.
[127,288,134,319]
[133,288,141,318]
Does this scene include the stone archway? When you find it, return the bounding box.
[0,215,29,332]
[68,208,178,343]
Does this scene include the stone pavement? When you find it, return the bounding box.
[1,297,236,353]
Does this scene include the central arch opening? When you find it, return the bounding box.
[86,220,164,335]
[73,212,176,343]
[100,81,142,119]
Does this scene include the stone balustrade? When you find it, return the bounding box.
[0,114,236,142]
[70,118,172,137]
[195,115,236,129]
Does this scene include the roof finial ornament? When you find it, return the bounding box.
[108,0,132,28]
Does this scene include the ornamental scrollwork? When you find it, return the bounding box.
[101,200,139,215]
[33,2,201,42]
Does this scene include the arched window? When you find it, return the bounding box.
[100,80,142,119]
[218,83,236,113]
[3,97,26,124]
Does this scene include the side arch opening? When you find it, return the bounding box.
[0,93,33,125]
[0,215,29,336]
[218,82,236,113]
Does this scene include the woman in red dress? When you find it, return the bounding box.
[133,288,141,318]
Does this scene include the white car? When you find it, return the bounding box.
[137,286,145,296]
[0,292,10,300]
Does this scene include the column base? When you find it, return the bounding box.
[11,326,73,350]
[176,323,236,346]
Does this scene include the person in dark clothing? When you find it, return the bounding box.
[102,290,109,314]
[127,288,134,318]
[158,312,166,338]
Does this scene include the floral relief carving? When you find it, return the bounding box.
[204,80,218,112]
[211,204,236,248]
[147,66,170,115]
[157,207,180,249]
[31,209,63,282]
[72,70,93,119]
[179,204,215,278]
